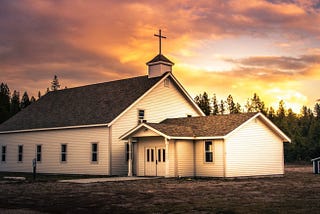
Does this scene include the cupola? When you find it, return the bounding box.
[147,29,174,78]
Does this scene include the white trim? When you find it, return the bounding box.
[0,123,109,134]
[120,123,170,140]
[225,113,291,143]
[120,123,225,141]
[110,72,205,126]
[169,74,205,116]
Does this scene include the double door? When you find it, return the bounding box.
[145,147,166,176]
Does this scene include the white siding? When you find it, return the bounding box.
[195,139,225,177]
[225,118,284,177]
[0,127,110,175]
[111,77,201,175]
[175,140,194,177]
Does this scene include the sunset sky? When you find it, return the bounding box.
[1,0,320,113]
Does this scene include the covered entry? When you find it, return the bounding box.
[145,147,166,176]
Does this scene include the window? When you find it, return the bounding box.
[126,143,129,161]
[1,146,6,162]
[92,143,98,162]
[162,149,166,162]
[205,141,213,162]
[138,109,145,120]
[164,78,170,87]
[36,145,42,162]
[61,144,67,162]
[157,148,166,162]
[18,145,23,162]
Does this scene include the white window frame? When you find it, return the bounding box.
[1,145,6,162]
[91,142,98,163]
[36,144,42,162]
[204,141,214,163]
[138,109,145,120]
[18,145,23,162]
[61,144,67,163]
[164,78,170,87]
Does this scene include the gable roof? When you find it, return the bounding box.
[146,54,174,65]
[148,113,257,138]
[0,75,163,132]
[120,112,291,142]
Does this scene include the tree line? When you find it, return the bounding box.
[194,92,320,162]
[0,75,61,123]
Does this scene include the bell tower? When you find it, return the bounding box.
[147,29,174,78]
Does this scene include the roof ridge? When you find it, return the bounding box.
[53,74,154,93]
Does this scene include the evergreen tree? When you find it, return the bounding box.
[235,103,242,114]
[0,83,11,123]
[245,93,265,113]
[21,91,31,109]
[212,94,219,115]
[314,103,320,119]
[219,99,225,115]
[10,90,20,116]
[51,75,60,91]
[227,94,236,114]
[38,91,42,99]
[30,96,36,103]
[194,92,211,116]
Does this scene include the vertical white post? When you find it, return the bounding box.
[128,138,133,177]
[165,138,169,178]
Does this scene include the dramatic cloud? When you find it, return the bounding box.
[0,0,319,112]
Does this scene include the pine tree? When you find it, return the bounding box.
[212,94,219,115]
[38,91,41,99]
[30,96,36,103]
[51,75,60,91]
[21,91,31,109]
[219,99,225,115]
[235,103,241,114]
[227,94,236,114]
[194,92,211,116]
[0,83,11,123]
[10,90,20,116]
[245,93,265,113]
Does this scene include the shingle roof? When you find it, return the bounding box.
[147,113,258,137]
[146,54,174,65]
[0,75,163,132]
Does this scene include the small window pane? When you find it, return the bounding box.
[18,145,23,162]
[151,149,154,162]
[92,143,98,162]
[36,145,42,162]
[1,146,6,162]
[205,141,213,162]
[147,149,150,162]
[158,149,161,162]
[138,110,145,120]
[163,149,166,162]
[61,144,67,162]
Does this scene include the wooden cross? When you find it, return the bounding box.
[154,29,166,55]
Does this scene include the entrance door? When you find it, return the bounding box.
[145,147,166,176]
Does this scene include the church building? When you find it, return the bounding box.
[0,31,290,178]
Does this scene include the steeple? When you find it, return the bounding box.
[147,29,174,78]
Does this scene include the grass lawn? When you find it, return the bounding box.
[0,165,319,213]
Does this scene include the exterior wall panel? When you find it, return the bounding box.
[225,118,284,177]
[175,140,194,177]
[0,127,109,175]
[195,139,225,177]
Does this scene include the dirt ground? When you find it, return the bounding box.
[0,165,319,214]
